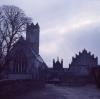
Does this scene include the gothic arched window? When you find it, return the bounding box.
[13,50,27,73]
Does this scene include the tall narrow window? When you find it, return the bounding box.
[13,50,27,73]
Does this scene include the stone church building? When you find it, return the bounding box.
[6,23,47,80]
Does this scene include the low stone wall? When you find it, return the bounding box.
[0,79,45,98]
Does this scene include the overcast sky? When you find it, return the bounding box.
[0,0,100,67]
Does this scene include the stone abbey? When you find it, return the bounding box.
[0,21,99,86]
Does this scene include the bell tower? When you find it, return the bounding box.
[26,23,39,54]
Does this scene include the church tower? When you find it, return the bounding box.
[26,23,39,54]
[53,57,63,70]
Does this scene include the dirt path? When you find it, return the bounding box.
[13,84,100,99]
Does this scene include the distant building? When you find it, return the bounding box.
[47,58,67,82]
[47,49,99,85]
[7,23,47,80]
[69,49,98,76]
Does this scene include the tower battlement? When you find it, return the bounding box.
[53,57,63,70]
[27,23,39,30]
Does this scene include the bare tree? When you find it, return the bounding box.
[0,5,31,71]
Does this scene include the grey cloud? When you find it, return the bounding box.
[0,0,100,67]
[58,23,100,67]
